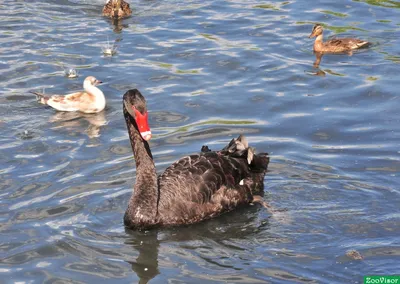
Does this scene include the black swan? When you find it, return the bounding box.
[123,89,270,229]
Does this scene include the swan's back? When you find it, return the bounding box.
[156,135,269,226]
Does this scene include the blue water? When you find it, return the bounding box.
[0,0,399,283]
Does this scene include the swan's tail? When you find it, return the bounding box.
[29,91,49,105]
[221,135,270,172]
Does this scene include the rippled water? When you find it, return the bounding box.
[1,0,399,283]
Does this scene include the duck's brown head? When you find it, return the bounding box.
[111,0,122,17]
[106,0,131,19]
[309,24,324,38]
[123,89,152,141]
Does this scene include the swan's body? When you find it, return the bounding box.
[123,89,270,229]
[30,76,105,114]
[103,0,132,19]
[309,24,369,53]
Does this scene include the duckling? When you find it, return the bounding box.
[103,0,132,19]
[30,76,106,114]
[309,24,369,53]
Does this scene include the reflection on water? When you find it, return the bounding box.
[49,111,107,138]
[110,18,129,33]
[313,52,324,68]
[126,231,160,284]
[125,206,275,284]
[0,0,399,283]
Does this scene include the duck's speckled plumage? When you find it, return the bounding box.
[309,24,369,53]
[102,0,132,19]
[122,89,270,230]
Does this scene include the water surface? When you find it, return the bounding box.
[0,0,399,283]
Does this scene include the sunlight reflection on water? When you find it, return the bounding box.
[0,0,399,283]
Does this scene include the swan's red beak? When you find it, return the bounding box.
[134,108,152,141]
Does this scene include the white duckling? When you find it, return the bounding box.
[30,76,106,114]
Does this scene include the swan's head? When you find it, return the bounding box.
[309,24,323,38]
[84,76,102,88]
[123,89,152,141]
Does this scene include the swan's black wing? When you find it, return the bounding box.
[156,135,269,225]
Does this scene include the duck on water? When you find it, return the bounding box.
[309,24,369,54]
[122,89,270,229]
[102,0,132,19]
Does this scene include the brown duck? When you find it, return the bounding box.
[309,24,369,53]
[122,89,270,230]
[102,0,132,19]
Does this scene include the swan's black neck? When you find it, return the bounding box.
[124,108,158,228]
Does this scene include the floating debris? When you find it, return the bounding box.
[346,249,363,260]
[102,38,118,56]
[17,130,35,140]
[64,67,78,78]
